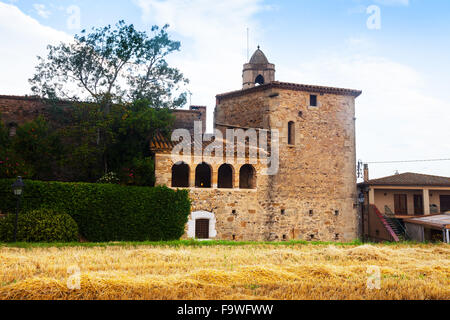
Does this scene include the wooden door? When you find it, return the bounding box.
[195,219,210,239]
[414,195,424,215]
[394,194,408,215]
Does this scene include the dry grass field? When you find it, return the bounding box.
[0,243,449,300]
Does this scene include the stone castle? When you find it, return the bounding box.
[151,48,362,242]
[0,48,362,242]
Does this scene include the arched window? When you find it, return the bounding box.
[288,121,295,145]
[171,162,190,188]
[239,164,256,189]
[255,74,265,86]
[218,164,234,189]
[195,162,212,188]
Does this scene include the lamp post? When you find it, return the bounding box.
[358,191,366,242]
[11,176,24,243]
[358,192,365,205]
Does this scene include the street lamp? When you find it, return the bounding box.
[358,190,367,242]
[11,176,24,242]
[358,192,365,204]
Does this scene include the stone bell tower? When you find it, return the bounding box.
[242,46,276,89]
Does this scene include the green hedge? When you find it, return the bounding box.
[0,179,191,242]
[0,208,79,242]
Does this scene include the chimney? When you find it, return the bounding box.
[364,164,369,183]
[190,105,207,133]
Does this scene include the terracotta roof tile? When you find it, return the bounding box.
[150,131,269,158]
[365,172,450,187]
[216,81,362,101]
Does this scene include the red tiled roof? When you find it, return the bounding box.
[365,172,450,187]
[150,131,268,157]
[150,131,175,151]
[216,81,362,101]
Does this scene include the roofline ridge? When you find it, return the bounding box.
[369,172,450,180]
[216,81,362,100]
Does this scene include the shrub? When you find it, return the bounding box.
[0,179,191,242]
[0,208,79,242]
[0,154,35,179]
[97,172,120,184]
[120,157,155,186]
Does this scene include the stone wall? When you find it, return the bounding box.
[215,91,271,130]
[155,153,270,241]
[0,95,206,133]
[172,106,206,133]
[0,95,50,126]
[262,88,358,241]
[155,85,359,242]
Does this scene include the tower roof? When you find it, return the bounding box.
[249,46,269,64]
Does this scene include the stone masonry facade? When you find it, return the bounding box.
[0,95,51,127]
[153,48,362,242]
[0,49,362,242]
[0,96,206,134]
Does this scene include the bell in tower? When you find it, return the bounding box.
[242,46,276,89]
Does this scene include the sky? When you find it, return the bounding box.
[0,0,449,180]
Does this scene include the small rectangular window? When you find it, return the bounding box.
[310,95,317,107]
[288,122,295,145]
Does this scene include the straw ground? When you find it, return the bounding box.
[0,243,449,300]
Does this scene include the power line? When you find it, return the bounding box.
[366,158,450,164]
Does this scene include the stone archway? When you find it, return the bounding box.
[187,211,217,240]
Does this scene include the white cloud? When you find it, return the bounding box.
[135,0,270,131]
[278,48,450,179]
[2,1,444,179]
[0,2,70,95]
[33,3,51,18]
[135,0,449,179]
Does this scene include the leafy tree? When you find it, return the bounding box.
[57,103,107,182]
[11,116,63,180]
[107,98,174,173]
[0,114,10,152]
[29,21,187,175]
[29,21,188,111]
[0,114,33,179]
